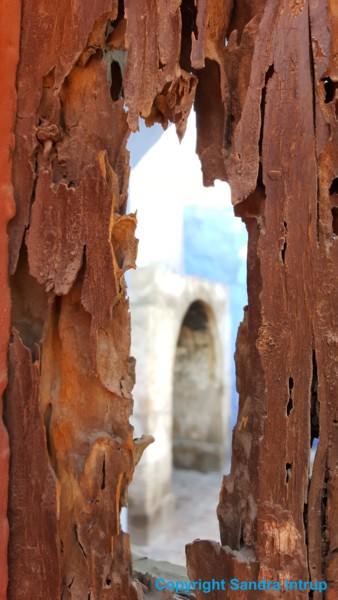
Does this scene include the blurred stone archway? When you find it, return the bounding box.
[128,266,231,544]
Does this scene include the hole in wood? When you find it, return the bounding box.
[332,208,338,236]
[329,177,338,197]
[180,0,198,70]
[287,377,293,416]
[321,77,338,103]
[310,350,319,443]
[110,60,123,101]
[285,463,292,483]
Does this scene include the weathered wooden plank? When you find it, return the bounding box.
[0,1,21,597]
[188,0,338,597]
[4,331,60,599]
[3,0,338,597]
[6,1,200,596]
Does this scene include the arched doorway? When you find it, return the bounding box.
[172,300,223,472]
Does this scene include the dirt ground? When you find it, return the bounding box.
[131,469,225,566]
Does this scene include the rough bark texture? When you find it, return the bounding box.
[1,0,338,599]
[0,2,21,598]
[187,1,338,599]
[4,1,200,598]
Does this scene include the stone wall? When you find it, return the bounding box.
[128,266,231,544]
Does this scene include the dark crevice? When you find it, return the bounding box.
[239,520,245,549]
[225,112,234,148]
[255,65,274,202]
[110,60,123,101]
[26,147,40,229]
[316,176,320,242]
[182,301,208,331]
[321,472,329,563]
[10,243,48,353]
[74,525,87,559]
[264,64,275,87]
[287,377,293,416]
[308,8,317,134]
[331,208,338,236]
[110,0,124,28]
[310,350,319,444]
[44,403,58,474]
[286,398,293,414]
[285,463,292,484]
[281,221,288,264]
[256,162,266,197]
[281,240,287,264]
[259,65,275,159]
[68,578,74,590]
[101,455,106,490]
[106,578,112,587]
[321,77,338,104]
[180,0,198,71]
[303,502,308,550]
[329,178,338,196]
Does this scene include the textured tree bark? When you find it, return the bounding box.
[0,3,21,598]
[187,1,338,599]
[3,1,199,598]
[1,0,337,598]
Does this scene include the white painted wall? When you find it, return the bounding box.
[128,113,231,273]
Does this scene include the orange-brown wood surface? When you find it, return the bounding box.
[2,1,338,598]
[0,2,21,598]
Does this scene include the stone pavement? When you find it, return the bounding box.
[131,468,225,566]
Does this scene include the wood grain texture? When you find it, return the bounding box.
[187,0,338,597]
[5,1,200,597]
[4,332,60,599]
[0,1,21,597]
[3,0,338,597]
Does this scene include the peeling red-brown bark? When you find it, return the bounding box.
[5,1,142,597]
[5,331,60,598]
[187,1,338,599]
[0,2,21,598]
[2,0,338,598]
[4,1,199,597]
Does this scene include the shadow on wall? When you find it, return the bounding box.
[127,266,231,547]
[184,205,247,425]
[173,300,224,472]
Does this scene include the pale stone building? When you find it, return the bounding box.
[128,266,231,542]
[125,116,242,543]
